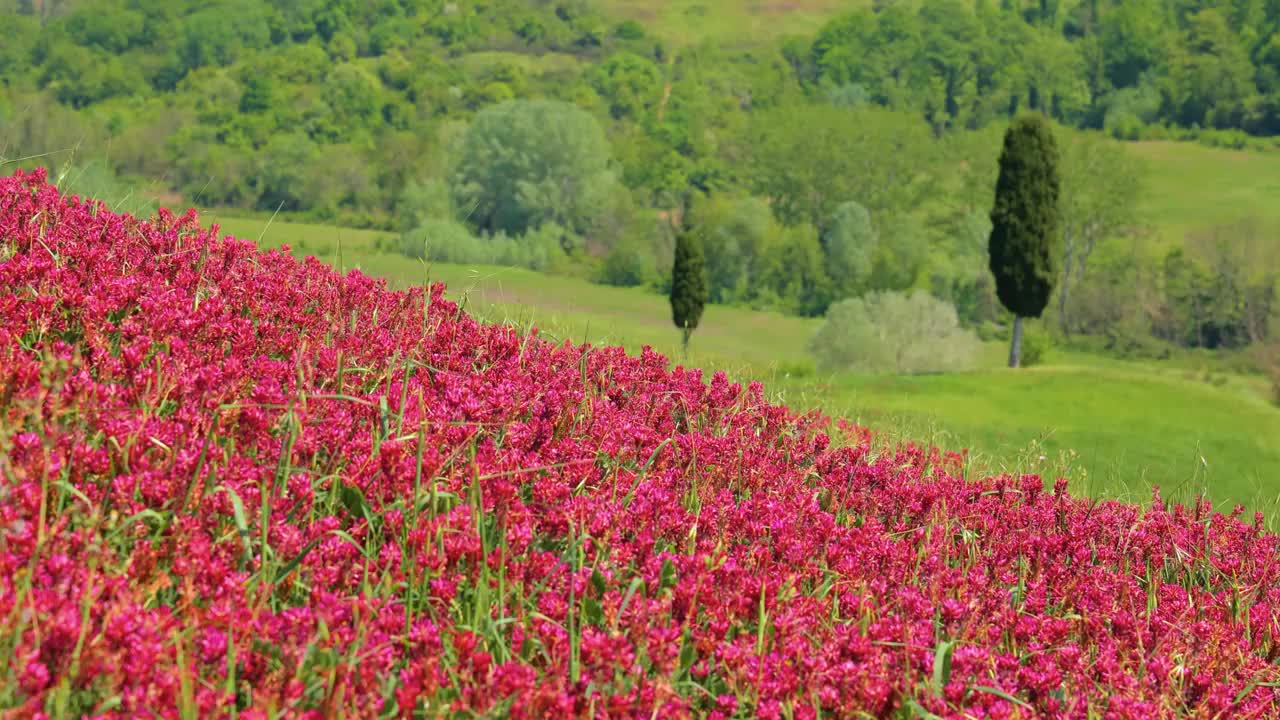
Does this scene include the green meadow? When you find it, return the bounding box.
[597,0,857,46]
[1129,141,1280,244]
[218,212,1280,522]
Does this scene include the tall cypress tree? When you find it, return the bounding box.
[988,113,1061,368]
[670,228,707,356]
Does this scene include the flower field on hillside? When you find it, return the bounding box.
[3,167,1280,718]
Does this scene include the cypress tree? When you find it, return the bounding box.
[670,228,707,355]
[988,113,1061,368]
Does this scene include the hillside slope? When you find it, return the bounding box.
[214,213,1280,515]
[5,171,1280,716]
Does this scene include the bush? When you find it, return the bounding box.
[399,219,479,261]
[808,290,981,374]
[398,219,566,271]
[598,238,656,287]
[1104,110,1144,141]
[1020,324,1050,367]
[975,320,1008,342]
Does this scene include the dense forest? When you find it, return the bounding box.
[3,0,1280,365]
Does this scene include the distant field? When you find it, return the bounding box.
[1130,140,1280,244]
[455,50,584,75]
[598,0,857,46]
[218,213,1280,521]
[207,213,391,255]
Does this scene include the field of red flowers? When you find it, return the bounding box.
[3,166,1280,718]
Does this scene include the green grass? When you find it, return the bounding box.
[1130,140,1280,244]
[219,212,1280,519]
[598,0,859,47]
[455,51,584,75]
[206,213,391,256]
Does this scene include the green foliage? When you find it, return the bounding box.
[808,290,980,374]
[1153,221,1280,350]
[686,193,776,305]
[745,103,935,227]
[590,52,662,120]
[318,64,382,140]
[670,229,707,345]
[870,212,930,293]
[398,219,476,261]
[450,99,618,239]
[238,74,273,114]
[1163,8,1256,130]
[1020,323,1051,367]
[1056,131,1146,334]
[823,200,877,299]
[398,218,566,272]
[988,113,1062,320]
[755,223,832,317]
[395,179,454,233]
[599,237,658,288]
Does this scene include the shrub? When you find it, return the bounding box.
[1020,323,1050,367]
[398,218,479,261]
[598,238,656,287]
[398,219,565,271]
[1105,110,1144,141]
[808,290,981,374]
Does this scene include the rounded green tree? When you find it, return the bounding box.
[670,229,708,355]
[988,113,1062,368]
[450,99,616,239]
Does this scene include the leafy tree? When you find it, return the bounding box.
[1096,0,1169,90]
[685,193,776,304]
[669,228,707,354]
[918,0,983,132]
[1165,8,1257,129]
[1166,219,1280,349]
[1055,131,1145,334]
[590,52,662,119]
[239,74,273,114]
[178,2,274,72]
[320,63,382,139]
[64,5,145,53]
[811,5,926,111]
[1019,27,1089,121]
[396,178,454,232]
[755,223,833,316]
[254,132,319,211]
[599,237,657,287]
[823,200,878,299]
[450,99,618,239]
[745,103,935,228]
[870,212,930,292]
[988,113,1062,368]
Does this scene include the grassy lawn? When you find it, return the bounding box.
[455,51,584,75]
[1130,140,1280,244]
[597,0,860,47]
[216,212,1280,520]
